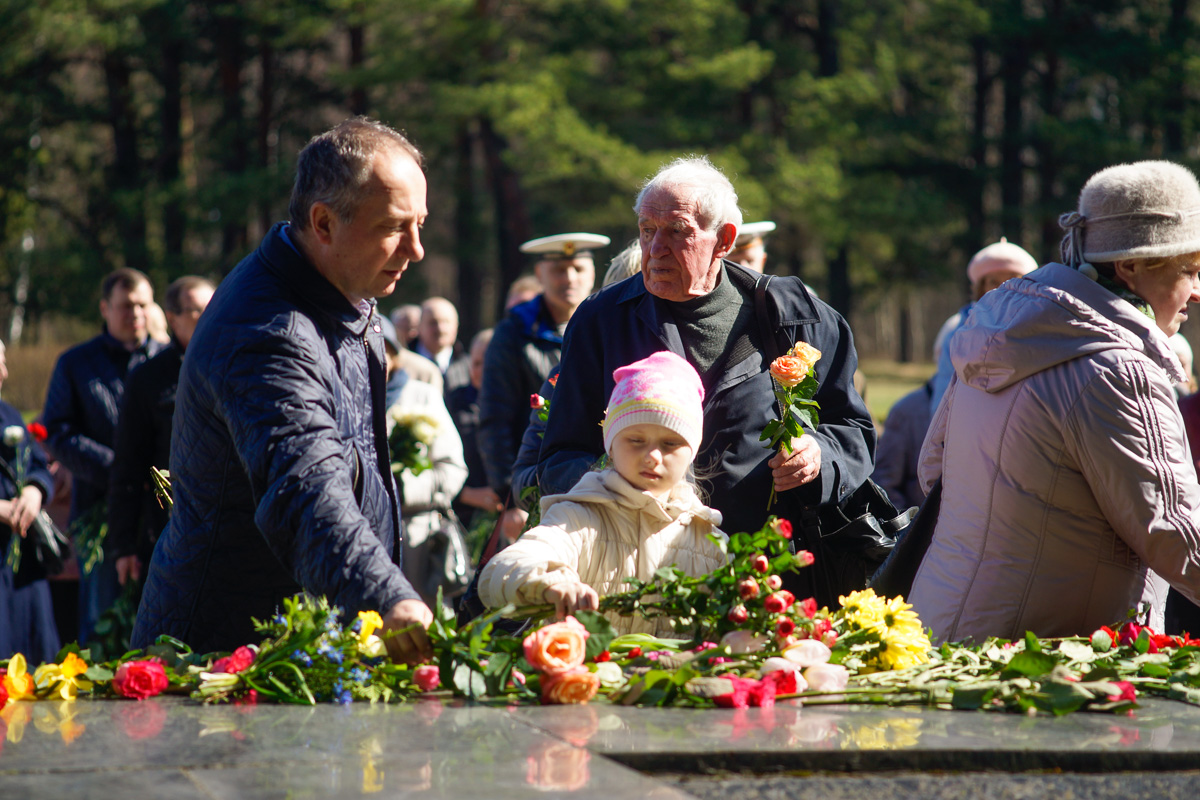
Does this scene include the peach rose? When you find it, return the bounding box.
[789,342,822,373]
[540,667,600,705]
[523,616,589,676]
[769,355,808,387]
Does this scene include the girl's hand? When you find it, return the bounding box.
[543,582,598,619]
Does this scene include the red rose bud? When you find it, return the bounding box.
[751,555,770,573]
[727,605,749,625]
[28,422,47,443]
[765,575,782,591]
[414,664,441,692]
[795,550,815,567]
[771,518,793,539]
[737,579,760,599]
[594,650,611,662]
[798,598,818,619]
[776,616,796,637]
[530,394,546,409]
[628,647,642,658]
[779,590,795,608]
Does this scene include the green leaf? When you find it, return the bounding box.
[452,662,487,699]
[1024,631,1042,653]
[574,610,616,658]
[950,686,992,709]
[1002,651,1057,679]
[85,664,114,682]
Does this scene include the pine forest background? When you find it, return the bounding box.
[2,0,1200,414]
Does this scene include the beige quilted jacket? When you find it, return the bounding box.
[911,264,1200,642]
[479,469,727,636]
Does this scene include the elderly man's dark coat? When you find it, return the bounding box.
[538,261,876,537]
[132,223,418,653]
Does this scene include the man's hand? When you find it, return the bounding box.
[458,485,502,512]
[543,581,598,619]
[116,555,141,586]
[381,598,434,665]
[768,434,822,492]
[8,485,42,538]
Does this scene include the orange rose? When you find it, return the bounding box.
[789,342,822,373]
[540,667,601,705]
[526,740,590,791]
[523,616,589,676]
[769,355,808,387]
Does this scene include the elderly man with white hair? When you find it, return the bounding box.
[537,157,875,603]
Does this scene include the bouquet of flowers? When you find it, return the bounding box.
[761,342,822,507]
[388,409,439,476]
[3,424,32,572]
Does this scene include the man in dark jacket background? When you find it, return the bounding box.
[109,275,215,589]
[43,267,164,644]
[132,118,433,662]
[538,157,875,550]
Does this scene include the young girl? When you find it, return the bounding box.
[478,351,727,636]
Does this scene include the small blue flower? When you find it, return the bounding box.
[292,650,313,667]
[320,645,343,666]
[350,667,369,684]
[349,618,363,634]
[333,680,353,705]
[273,614,287,627]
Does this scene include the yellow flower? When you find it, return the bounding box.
[789,342,822,374]
[358,610,383,643]
[838,588,887,631]
[0,701,31,742]
[3,654,36,701]
[33,652,94,701]
[875,625,931,671]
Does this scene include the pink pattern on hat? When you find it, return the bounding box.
[602,351,705,454]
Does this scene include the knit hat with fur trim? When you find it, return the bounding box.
[1060,160,1200,267]
[966,238,1039,285]
[602,351,705,454]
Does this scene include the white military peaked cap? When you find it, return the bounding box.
[519,232,611,259]
[733,220,776,248]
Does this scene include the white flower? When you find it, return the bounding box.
[358,634,387,659]
[720,630,769,654]
[3,426,25,447]
[803,663,849,693]
[593,661,625,688]
[781,639,832,667]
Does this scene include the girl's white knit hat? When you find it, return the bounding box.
[1060,160,1200,266]
[602,351,705,454]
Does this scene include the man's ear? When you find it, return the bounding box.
[309,202,337,245]
[714,222,738,258]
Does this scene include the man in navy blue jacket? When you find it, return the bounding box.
[538,157,875,543]
[43,268,164,644]
[133,119,432,661]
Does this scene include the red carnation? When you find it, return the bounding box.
[27,422,47,443]
[594,651,611,663]
[212,646,256,675]
[112,659,170,700]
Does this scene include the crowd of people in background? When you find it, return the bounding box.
[6,117,1200,663]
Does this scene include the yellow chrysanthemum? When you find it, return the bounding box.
[3,653,36,700]
[839,588,887,631]
[874,626,931,671]
[358,610,384,643]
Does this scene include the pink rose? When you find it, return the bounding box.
[530,394,546,410]
[212,646,255,675]
[540,667,600,704]
[765,575,783,591]
[795,550,815,567]
[112,659,170,700]
[414,665,440,692]
[524,616,589,676]
[751,555,770,573]
[727,605,749,625]
[1108,681,1137,704]
[736,579,760,600]
[771,518,793,539]
[803,663,849,693]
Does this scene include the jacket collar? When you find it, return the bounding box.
[509,295,564,344]
[259,221,374,338]
[99,327,153,357]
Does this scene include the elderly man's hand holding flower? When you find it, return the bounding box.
[762,343,823,501]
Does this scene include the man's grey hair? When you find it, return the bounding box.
[634,156,743,233]
[289,117,423,231]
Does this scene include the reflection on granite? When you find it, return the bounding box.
[513,699,1197,772]
[6,695,1200,796]
[0,698,694,798]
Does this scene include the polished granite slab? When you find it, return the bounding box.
[4,696,1200,798]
